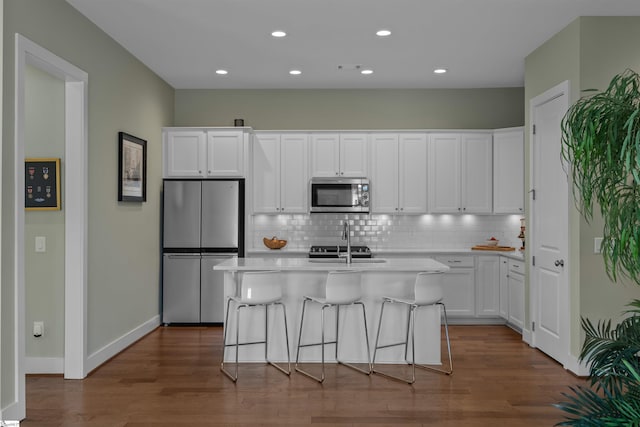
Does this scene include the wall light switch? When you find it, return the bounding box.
[35,236,46,253]
[594,237,603,254]
[33,321,44,337]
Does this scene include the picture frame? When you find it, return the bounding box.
[118,132,147,202]
[25,158,61,211]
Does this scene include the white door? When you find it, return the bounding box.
[206,130,244,177]
[530,81,570,365]
[253,134,280,213]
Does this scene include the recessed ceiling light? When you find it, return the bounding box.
[376,29,391,37]
[361,69,374,75]
[271,30,287,38]
[434,68,448,74]
[215,69,228,75]
[289,69,302,75]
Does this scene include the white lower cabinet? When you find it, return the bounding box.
[499,257,510,320]
[499,256,525,331]
[507,260,525,330]
[476,256,500,317]
[436,255,475,317]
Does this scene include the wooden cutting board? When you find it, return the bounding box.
[471,245,516,251]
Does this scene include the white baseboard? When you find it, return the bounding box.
[26,357,64,374]
[86,315,160,374]
[1,400,21,423]
[564,353,590,377]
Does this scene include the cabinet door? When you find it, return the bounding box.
[499,257,510,320]
[340,133,369,177]
[440,268,475,316]
[164,130,206,177]
[310,133,340,177]
[508,272,525,330]
[461,133,492,213]
[206,131,244,177]
[399,134,428,213]
[370,134,399,213]
[493,129,524,213]
[476,256,500,317]
[429,134,461,213]
[253,134,280,213]
[280,134,309,213]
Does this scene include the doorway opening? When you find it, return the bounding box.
[11,34,88,420]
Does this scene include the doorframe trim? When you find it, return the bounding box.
[12,33,88,418]
[528,80,571,369]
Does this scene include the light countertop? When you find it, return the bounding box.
[247,248,525,261]
[214,257,450,272]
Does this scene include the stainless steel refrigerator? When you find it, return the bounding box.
[162,179,244,324]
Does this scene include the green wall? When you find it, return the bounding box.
[175,88,524,129]
[525,17,640,358]
[24,64,65,360]
[2,0,174,410]
[577,17,640,323]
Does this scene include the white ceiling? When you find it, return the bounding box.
[65,0,640,90]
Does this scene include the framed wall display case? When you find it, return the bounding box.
[25,158,61,211]
[118,131,147,202]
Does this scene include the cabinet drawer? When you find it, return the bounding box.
[509,260,524,275]
[435,255,474,268]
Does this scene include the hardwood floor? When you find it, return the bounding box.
[25,325,585,426]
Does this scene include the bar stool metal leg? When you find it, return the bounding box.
[414,303,453,375]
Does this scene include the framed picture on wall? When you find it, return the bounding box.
[25,158,61,211]
[118,132,147,202]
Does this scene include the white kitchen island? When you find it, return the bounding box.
[214,257,449,365]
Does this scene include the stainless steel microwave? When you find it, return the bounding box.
[310,177,370,213]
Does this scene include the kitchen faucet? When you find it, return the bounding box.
[339,220,352,264]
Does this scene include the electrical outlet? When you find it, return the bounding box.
[33,321,44,337]
[594,237,603,254]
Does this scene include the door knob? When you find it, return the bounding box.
[554,259,564,267]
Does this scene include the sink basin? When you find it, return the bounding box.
[308,258,387,264]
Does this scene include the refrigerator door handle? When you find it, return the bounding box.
[165,254,201,259]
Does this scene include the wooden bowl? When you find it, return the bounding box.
[263,237,287,250]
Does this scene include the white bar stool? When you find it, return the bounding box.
[221,270,290,382]
[372,271,452,384]
[295,270,372,383]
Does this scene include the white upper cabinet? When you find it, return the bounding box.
[164,130,206,177]
[461,133,493,213]
[206,130,245,177]
[371,133,427,214]
[429,133,492,213]
[428,134,461,212]
[253,133,308,214]
[163,128,247,178]
[311,133,368,177]
[493,127,524,213]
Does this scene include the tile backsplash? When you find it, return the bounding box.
[251,213,524,251]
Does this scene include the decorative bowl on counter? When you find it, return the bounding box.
[263,236,287,250]
[485,238,499,247]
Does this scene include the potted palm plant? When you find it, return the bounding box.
[555,69,640,425]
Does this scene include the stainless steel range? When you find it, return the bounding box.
[308,245,372,259]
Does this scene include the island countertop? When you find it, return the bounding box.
[213,257,450,272]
